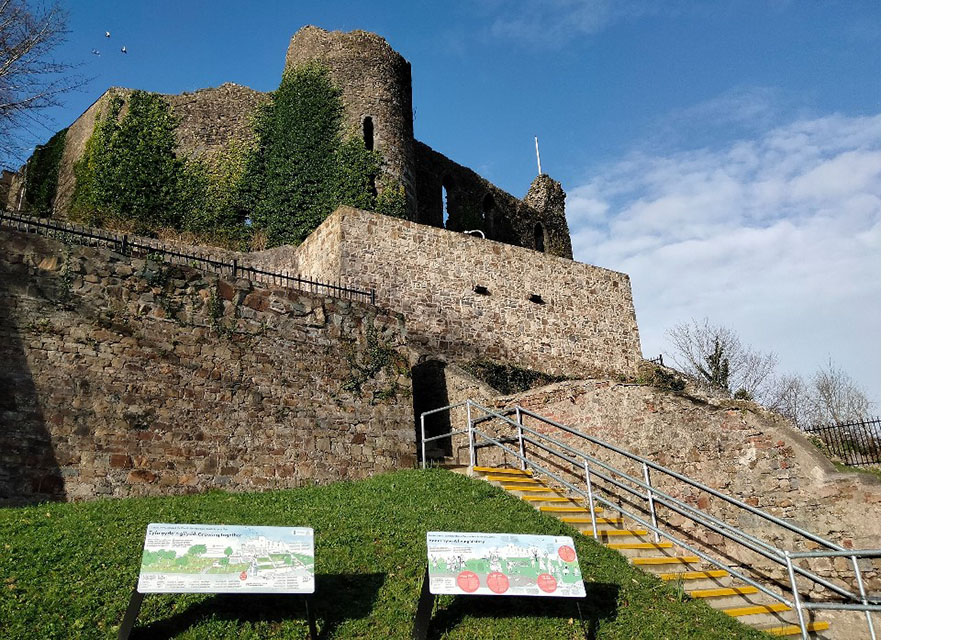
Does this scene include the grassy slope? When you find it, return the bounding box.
[0,469,767,639]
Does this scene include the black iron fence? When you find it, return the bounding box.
[0,211,375,305]
[804,418,881,467]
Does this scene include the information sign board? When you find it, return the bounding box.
[425,531,585,598]
[136,523,315,594]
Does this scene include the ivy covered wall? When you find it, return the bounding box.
[17,63,409,249]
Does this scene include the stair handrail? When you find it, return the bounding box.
[515,406,848,553]
[419,399,880,640]
[467,401,873,603]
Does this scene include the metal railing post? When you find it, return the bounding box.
[784,552,810,640]
[466,402,476,470]
[642,462,660,542]
[515,407,527,471]
[851,555,877,640]
[420,413,427,469]
[584,459,598,539]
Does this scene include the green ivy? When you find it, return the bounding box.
[241,62,409,246]
[71,91,194,230]
[68,66,409,248]
[22,128,67,215]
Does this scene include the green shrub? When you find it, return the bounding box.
[22,128,67,215]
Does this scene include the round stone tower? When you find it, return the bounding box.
[285,27,417,215]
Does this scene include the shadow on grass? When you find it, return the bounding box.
[427,582,620,640]
[133,572,385,639]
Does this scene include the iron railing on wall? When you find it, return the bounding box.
[803,418,881,467]
[0,211,375,305]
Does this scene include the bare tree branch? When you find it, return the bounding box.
[665,317,778,400]
[0,0,84,168]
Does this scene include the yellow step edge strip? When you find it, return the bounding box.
[723,603,792,617]
[595,529,648,536]
[474,466,531,475]
[659,570,729,581]
[522,496,584,502]
[540,506,602,513]
[765,621,830,636]
[632,556,700,565]
[606,542,673,550]
[560,517,620,524]
[689,586,760,598]
[486,476,543,483]
[501,486,563,492]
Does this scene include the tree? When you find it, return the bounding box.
[807,359,873,426]
[665,317,778,400]
[0,0,83,168]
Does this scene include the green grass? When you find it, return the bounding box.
[0,469,767,639]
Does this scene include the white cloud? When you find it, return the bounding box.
[568,112,881,405]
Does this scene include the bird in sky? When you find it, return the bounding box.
[91,49,100,56]
[121,46,127,54]
[105,31,110,38]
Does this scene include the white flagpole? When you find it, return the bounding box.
[535,136,542,175]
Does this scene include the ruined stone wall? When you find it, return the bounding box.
[165,83,269,160]
[487,380,880,639]
[294,207,642,379]
[414,142,573,259]
[0,228,416,505]
[285,26,417,214]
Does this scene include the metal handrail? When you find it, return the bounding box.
[468,403,866,602]
[516,406,847,552]
[420,399,880,640]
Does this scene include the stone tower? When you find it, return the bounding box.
[285,27,418,215]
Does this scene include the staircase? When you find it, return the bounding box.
[421,400,878,640]
[473,465,831,638]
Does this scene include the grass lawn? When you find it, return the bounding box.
[0,468,768,639]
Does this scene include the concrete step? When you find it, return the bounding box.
[631,556,702,573]
[502,485,566,493]
[474,466,531,476]
[687,586,777,610]
[605,541,674,558]
[539,505,603,513]
[522,495,585,503]
[722,602,797,627]
[760,621,830,637]
[591,529,651,544]
[486,475,545,484]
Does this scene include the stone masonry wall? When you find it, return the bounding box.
[294,207,643,379]
[0,228,415,505]
[486,380,880,639]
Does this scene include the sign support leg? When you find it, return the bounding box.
[411,564,435,640]
[304,596,318,640]
[117,589,144,640]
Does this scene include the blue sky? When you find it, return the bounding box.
[18,0,880,406]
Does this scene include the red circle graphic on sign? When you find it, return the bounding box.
[486,572,510,594]
[558,545,577,562]
[537,573,558,593]
[457,571,480,593]
[239,571,247,580]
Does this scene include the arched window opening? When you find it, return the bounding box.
[481,193,495,225]
[534,222,545,252]
[363,116,374,151]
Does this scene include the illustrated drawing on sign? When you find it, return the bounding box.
[425,531,586,598]
[136,523,315,594]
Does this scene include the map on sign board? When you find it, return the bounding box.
[136,523,315,594]
[426,531,585,598]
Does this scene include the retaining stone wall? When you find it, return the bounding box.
[489,380,880,639]
[0,229,415,505]
[294,207,643,379]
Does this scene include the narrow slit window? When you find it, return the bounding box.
[363,116,374,151]
[534,223,545,252]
